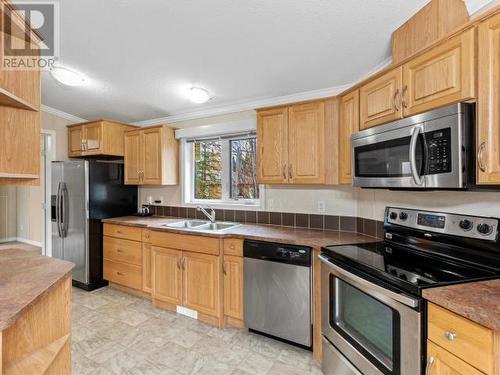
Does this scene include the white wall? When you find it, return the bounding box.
[140,110,500,221]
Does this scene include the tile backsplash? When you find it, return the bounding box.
[144,205,384,239]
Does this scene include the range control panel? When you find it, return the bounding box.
[386,207,499,241]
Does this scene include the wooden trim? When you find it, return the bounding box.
[150,231,220,255]
[0,88,39,111]
[152,298,176,313]
[224,316,245,329]
[198,312,221,328]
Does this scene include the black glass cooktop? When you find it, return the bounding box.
[322,241,500,295]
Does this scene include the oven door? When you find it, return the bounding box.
[352,111,465,189]
[320,254,422,375]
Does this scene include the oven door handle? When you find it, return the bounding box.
[409,126,424,186]
[318,254,419,308]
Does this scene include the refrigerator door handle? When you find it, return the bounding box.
[61,182,69,238]
[56,182,62,238]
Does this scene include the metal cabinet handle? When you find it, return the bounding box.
[117,272,125,276]
[176,256,181,269]
[392,88,400,111]
[223,263,227,275]
[229,244,235,250]
[445,331,457,341]
[478,142,486,172]
[401,85,408,109]
[288,164,293,179]
[116,230,122,234]
[282,165,287,179]
[116,249,123,253]
[425,356,434,375]
[182,257,186,270]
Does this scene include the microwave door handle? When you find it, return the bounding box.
[409,126,424,186]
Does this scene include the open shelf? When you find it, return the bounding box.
[0,88,38,111]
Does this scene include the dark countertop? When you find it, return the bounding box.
[423,279,500,331]
[102,215,378,249]
[0,248,74,330]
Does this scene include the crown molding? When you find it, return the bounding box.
[134,56,393,126]
[133,83,353,126]
[41,104,87,123]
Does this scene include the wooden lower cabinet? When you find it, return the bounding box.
[427,341,484,375]
[183,252,220,317]
[103,259,142,290]
[152,246,183,305]
[152,246,220,318]
[223,255,244,321]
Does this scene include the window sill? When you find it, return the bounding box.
[183,201,262,210]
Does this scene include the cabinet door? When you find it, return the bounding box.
[403,28,475,117]
[152,246,182,305]
[288,102,325,184]
[68,126,84,157]
[124,131,142,185]
[477,13,500,184]
[83,123,102,154]
[257,108,288,184]
[142,243,152,293]
[143,128,162,185]
[360,67,403,129]
[427,341,484,375]
[223,255,243,320]
[183,252,220,317]
[339,90,360,184]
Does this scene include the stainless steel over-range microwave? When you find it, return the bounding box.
[351,103,474,189]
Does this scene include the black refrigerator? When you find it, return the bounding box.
[51,159,137,290]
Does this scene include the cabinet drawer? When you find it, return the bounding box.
[150,231,220,255]
[223,238,243,256]
[103,223,142,241]
[103,236,142,266]
[428,303,493,374]
[427,340,484,375]
[103,259,142,290]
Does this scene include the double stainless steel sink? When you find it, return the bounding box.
[162,220,240,232]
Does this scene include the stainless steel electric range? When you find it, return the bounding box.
[320,207,500,375]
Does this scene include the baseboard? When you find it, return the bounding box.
[0,237,17,243]
[16,237,42,247]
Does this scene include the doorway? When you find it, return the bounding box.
[41,130,56,255]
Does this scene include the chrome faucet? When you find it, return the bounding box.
[197,206,216,223]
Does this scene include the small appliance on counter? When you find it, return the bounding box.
[320,207,500,375]
[133,206,152,217]
[51,159,138,290]
[244,240,312,349]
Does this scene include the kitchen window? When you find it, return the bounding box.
[183,133,262,207]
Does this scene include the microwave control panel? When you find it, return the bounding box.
[426,129,451,174]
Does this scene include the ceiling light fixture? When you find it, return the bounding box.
[50,66,86,86]
[188,87,211,104]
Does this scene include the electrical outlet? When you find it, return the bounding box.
[267,199,274,210]
[318,201,326,213]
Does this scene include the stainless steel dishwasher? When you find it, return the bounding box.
[244,240,312,348]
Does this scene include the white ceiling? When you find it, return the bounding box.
[40,0,441,123]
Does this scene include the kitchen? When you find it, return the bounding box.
[0,0,499,374]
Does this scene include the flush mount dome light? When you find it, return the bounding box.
[50,66,86,86]
[188,87,211,104]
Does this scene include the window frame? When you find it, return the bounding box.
[181,136,264,209]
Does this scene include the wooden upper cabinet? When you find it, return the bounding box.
[83,122,102,154]
[402,28,475,117]
[257,108,288,184]
[257,100,337,185]
[183,252,220,318]
[152,246,183,306]
[67,120,137,158]
[288,102,325,184]
[124,130,142,185]
[477,13,500,184]
[124,125,178,186]
[142,127,162,184]
[360,67,403,129]
[339,90,360,184]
